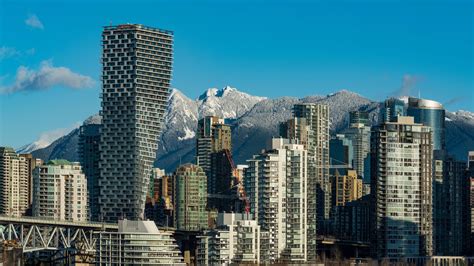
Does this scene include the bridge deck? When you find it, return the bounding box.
[0,215,118,230]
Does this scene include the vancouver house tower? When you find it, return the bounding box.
[98,24,173,222]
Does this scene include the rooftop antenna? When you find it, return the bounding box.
[418,89,421,99]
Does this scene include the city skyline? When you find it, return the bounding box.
[1,0,473,148]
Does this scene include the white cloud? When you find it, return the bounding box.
[25,14,44,30]
[0,60,96,94]
[0,46,20,60]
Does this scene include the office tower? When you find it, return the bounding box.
[98,24,173,222]
[96,220,185,265]
[407,97,445,157]
[0,147,29,217]
[197,213,262,265]
[32,160,88,222]
[196,116,232,178]
[433,158,468,255]
[332,195,371,243]
[331,170,362,207]
[245,138,307,262]
[380,98,406,123]
[329,134,353,176]
[349,110,370,126]
[208,150,243,212]
[174,164,208,231]
[78,123,101,221]
[18,153,43,215]
[293,103,329,248]
[344,111,371,182]
[371,116,433,258]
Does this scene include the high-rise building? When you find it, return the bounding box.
[349,110,370,126]
[380,98,406,123]
[18,153,43,215]
[32,160,88,222]
[371,116,433,258]
[331,170,362,207]
[433,158,469,255]
[196,116,232,187]
[174,164,208,231]
[0,147,29,217]
[98,24,173,222]
[96,220,185,265]
[293,103,329,249]
[344,111,371,182]
[245,138,307,262]
[197,213,263,265]
[332,195,371,243]
[407,97,446,155]
[78,123,101,221]
[329,134,353,176]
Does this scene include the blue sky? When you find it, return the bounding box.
[0,0,473,148]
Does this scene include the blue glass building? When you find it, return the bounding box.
[407,97,446,153]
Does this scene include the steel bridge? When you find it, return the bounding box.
[0,215,119,264]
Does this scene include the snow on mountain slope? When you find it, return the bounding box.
[25,87,474,172]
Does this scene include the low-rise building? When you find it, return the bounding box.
[96,219,185,265]
[197,213,264,265]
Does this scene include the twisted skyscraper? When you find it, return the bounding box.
[98,24,173,222]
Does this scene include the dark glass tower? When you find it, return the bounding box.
[407,97,446,154]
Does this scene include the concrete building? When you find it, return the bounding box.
[78,123,101,221]
[331,170,362,207]
[174,164,208,231]
[0,147,29,217]
[371,116,433,258]
[245,138,307,263]
[197,213,263,265]
[98,24,173,222]
[293,104,330,238]
[287,103,329,260]
[407,97,446,155]
[196,116,232,193]
[32,160,88,222]
[96,219,184,265]
[18,153,43,215]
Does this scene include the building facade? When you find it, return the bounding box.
[344,111,371,182]
[0,147,29,217]
[331,170,362,207]
[292,103,329,259]
[245,138,307,263]
[196,116,232,180]
[32,160,88,222]
[96,220,184,265]
[78,123,101,221]
[197,213,262,265]
[407,97,445,155]
[99,24,173,222]
[174,164,208,231]
[371,116,433,258]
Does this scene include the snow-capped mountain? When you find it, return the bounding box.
[27,87,474,172]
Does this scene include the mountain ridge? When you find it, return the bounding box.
[25,87,474,172]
